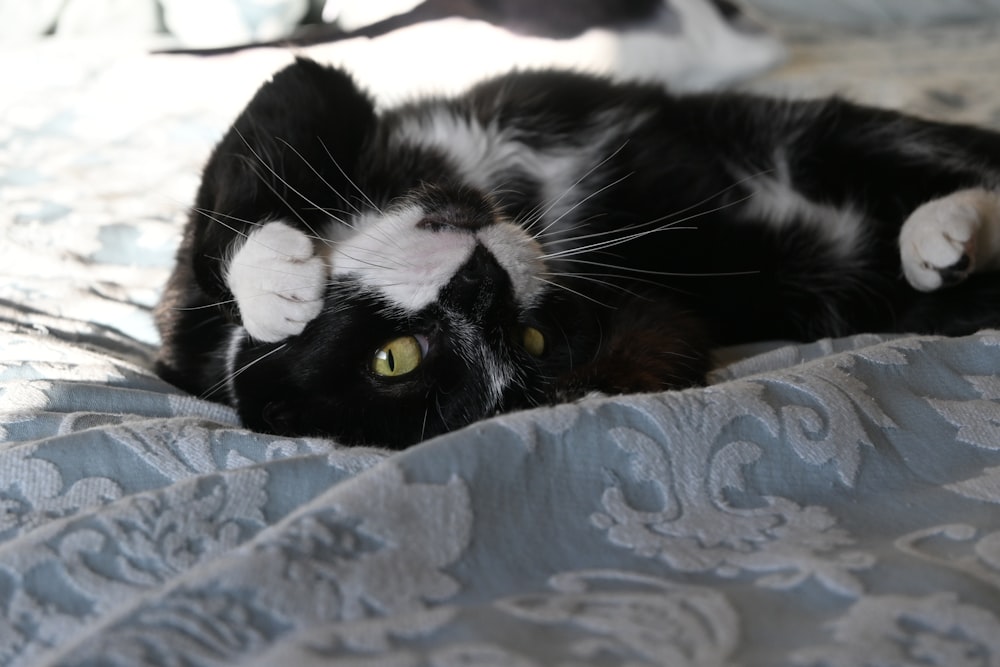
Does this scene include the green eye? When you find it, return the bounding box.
[373,336,423,377]
[522,326,545,357]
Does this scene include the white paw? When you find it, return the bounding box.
[900,190,986,292]
[226,221,327,342]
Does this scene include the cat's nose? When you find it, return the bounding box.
[440,244,511,315]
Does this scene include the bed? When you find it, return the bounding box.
[4,2,1000,664]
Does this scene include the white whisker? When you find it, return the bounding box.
[531,171,634,242]
[201,342,288,401]
[536,277,616,309]
[172,299,238,312]
[318,136,384,216]
[234,129,332,247]
[558,258,759,279]
[527,140,630,235]
[541,194,755,261]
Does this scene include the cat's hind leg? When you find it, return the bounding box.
[900,188,1000,292]
[226,221,328,342]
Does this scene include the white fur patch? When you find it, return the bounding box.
[329,205,545,314]
[739,151,865,256]
[900,188,1000,291]
[226,221,328,342]
[330,205,476,312]
[479,222,546,307]
[392,110,588,222]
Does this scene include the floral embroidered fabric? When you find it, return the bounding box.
[3,13,1000,667]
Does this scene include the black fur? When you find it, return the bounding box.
[156,58,1000,448]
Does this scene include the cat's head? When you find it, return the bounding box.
[192,59,706,448]
[228,183,597,447]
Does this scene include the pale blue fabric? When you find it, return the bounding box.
[4,16,1000,667]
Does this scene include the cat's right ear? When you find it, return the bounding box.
[236,57,375,169]
[187,59,377,296]
[206,57,377,207]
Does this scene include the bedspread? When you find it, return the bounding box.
[4,11,1000,667]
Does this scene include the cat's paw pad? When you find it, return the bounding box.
[227,221,327,342]
[900,194,981,292]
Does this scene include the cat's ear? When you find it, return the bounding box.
[186,58,377,299]
[233,57,376,171]
[200,58,377,218]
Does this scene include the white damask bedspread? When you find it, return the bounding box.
[4,13,1000,667]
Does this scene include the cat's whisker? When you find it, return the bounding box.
[194,207,338,248]
[276,136,406,256]
[301,206,352,226]
[541,272,651,300]
[530,166,772,243]
[535,220,690,248]
[483,182,530,215]
[307,196,416,256]
[318,302,355,320]
[240,158,333,248]
[234,284,325,301]
[317,137,384,216]
[234,129,333,248]
[276,136,370,217]
[540,194,756,261]
[328,215,418,260]
[542,270,682,297]
[361,225,416,256]
[196,210,333,267]
[420,391,432,442]
[526,140,631,238]
[535,277,616,309]
[552,258,759,279]
[196,210,254,241]
[334,249,410,272]
[530,171,634,243]
[433,394,450,433]
[193,207,266,230]
[302,207,365,231]
[172,298,239,312]
[200,342,288,401]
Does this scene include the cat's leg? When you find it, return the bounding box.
[226,221,328,342]
[900,188,1000,292]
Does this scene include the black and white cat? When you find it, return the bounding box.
[155,57,1000,448]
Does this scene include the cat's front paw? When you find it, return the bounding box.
[226,221,327,342]
[899,189,1000,292]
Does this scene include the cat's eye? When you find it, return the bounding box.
[521,326,546,357]
[373,336,424,377]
